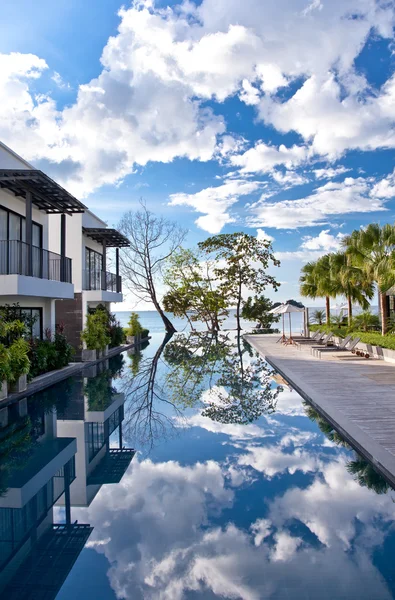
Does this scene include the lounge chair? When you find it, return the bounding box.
[308,332,334,352]
[315,336,361,359]
[311,335,352,358]
[294,331,324,348]
[292,330,322,342]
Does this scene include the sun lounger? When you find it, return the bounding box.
[308,332,334,353]
[314,336,361,359]
[311,335,352,358]
[292,330,322,341]
[295,331,324,348]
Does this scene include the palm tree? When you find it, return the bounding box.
[330,252,374,326]
[300,255,336,324]
[342,224,395,335]
[311,309,325,325]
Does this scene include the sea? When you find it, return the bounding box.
[115,305,380,335]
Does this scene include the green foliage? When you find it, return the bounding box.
[0,343,11,382]
[8,338,30,383]
[89,304,125,348]
[81,311,111,350]
[85,370,116,411]
[127,312,143,336]
[28,327,74,379]
[198,233,280,330]
[311,309,326,325]
[349,311,380,332]
[241,295,280,329]
[163,248,228,331]
[141,328,149,339]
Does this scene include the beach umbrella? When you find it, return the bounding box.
[271,303,304,344]
[270,304,286,343]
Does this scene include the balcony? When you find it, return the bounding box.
[0,240,74,299]
[83,269,122,293]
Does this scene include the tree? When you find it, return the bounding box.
[198,233,280,331]
[329,252,374,326]
[163,248,228,331]
[300,255,336,324]
[241,296,280,329]
[118,203,186,334]
[311,309,325,325]
[342,224,395,335]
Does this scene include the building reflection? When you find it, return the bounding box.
[56,359,135,507]
[0,355,135,598]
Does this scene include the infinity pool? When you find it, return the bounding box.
[1,332,395,599]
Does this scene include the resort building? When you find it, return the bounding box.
[0,142,86,338]
[49,207,129,357]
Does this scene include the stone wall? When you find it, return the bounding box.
[56,293,83,360]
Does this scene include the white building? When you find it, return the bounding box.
[0,142,86,337]
[48,208,129,356]
[0,141,129,354]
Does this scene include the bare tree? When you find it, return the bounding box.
[118,202,186,333]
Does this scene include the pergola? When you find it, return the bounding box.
[0,169,87,280]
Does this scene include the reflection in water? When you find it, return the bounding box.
[1,335,395,599]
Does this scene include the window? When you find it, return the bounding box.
[14,307,43,339]
[0,205,42,247]
[85,247,103,290]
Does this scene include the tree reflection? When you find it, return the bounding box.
[165,331,279,424]
[304,402,391,495]
[122,334,185,449]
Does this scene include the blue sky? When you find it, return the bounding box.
[1,0,395,308]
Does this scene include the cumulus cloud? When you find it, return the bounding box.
[249,176,388,229]
[257,228,275,243]
[169,178,261,233]
[301,229,345,251]
[371,168,395,198]
[0,0,392,201]
[314,165,351,180]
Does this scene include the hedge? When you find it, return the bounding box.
[310,324,395,351]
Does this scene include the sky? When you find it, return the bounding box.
[1,0,395,309]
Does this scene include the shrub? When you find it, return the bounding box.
[0,343,11,383]
[141,328,150,339]
[349,311,380,332]
[127,312,143,336]
[351,332,395,351]
[8,338,30,383]
[88,304,125,348]
[109,323,125,347]
[81,312,111,351]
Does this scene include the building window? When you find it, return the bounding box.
[85,247,103,290]
[17,307,43,339]
[0,205,42,247]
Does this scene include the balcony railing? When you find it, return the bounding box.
[83,269,122,293]
[0,240,72,283]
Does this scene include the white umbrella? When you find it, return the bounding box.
[270,303,304,344]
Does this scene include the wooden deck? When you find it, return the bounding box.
[245,334,395,487]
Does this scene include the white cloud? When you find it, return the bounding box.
[256,228,275,243]
[51,71,71,90]
[301,229,345,251]
[272,169,309,187]
[169,179,261,233]
[249,176,388,229]
[231,142,309,175]
[313,166,351,179]
[371,168,395,198]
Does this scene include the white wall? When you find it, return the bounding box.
[0,142,33,170]
[0,296,57,332]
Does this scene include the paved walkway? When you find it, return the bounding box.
[245,334,395,487]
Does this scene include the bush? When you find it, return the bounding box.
[28,331,74,379]
[81,311,111,351]
[0,343,10,383]
[8,338,30,383]
[88,304,125,348]
[127,312,143,336]
[109,323,125,347]
[351,332,395,351]
[141,328,150,339]
[349,311,380,332]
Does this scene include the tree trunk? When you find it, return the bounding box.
[347,296,352,327]
[236,276,242,331]
[380,291,387,336]
[153,298,177,333]
[325,296,330,325]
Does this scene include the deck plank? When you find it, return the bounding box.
[244,334,395,486]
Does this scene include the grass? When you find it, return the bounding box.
[310,324,395,351]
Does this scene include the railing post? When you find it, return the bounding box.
[60,213,66,282]
[25,191,33,276]
[116,248,120,293]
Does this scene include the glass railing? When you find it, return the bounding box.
[0,240,72,283]
[83,269,122,292]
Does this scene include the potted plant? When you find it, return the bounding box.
[126,312,143,345]
[8,338,30,393]
[0,343,10,400]
[81,312,111,362]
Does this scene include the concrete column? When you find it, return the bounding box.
[25,190,33,276]
[116,247,120,293]
[102,239,107,290]
[50,299,56,334]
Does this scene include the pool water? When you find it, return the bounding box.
[1,331,395,599]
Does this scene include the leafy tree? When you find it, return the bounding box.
[118,202,186,334]
[241,295,280,329]
[342,224,395,335]
[163,248,228,331]
[329,252,374,326]
[198,233,280,331]
[300,255,336,324]
[311,309,325,325]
